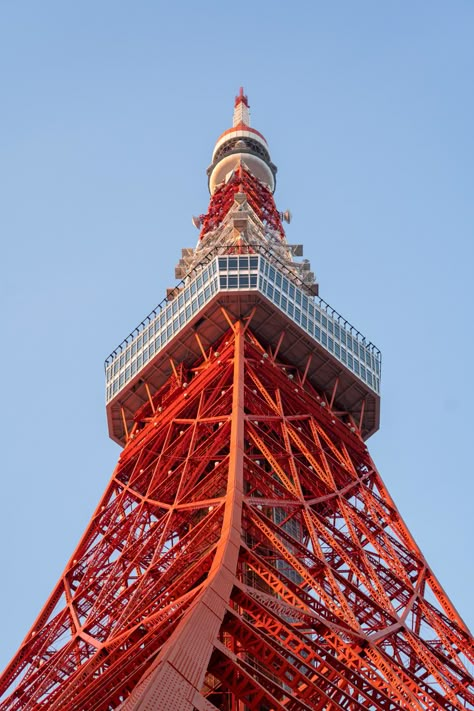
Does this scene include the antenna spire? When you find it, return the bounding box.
[233,86,250,126]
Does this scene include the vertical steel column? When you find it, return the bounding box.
[121,321,245,710]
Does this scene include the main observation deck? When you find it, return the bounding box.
[105,245,381,446]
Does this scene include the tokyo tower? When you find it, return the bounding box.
[1,90,473,710]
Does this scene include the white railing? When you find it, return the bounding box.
[105,252,381,403]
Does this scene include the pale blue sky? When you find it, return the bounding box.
[1,2,473,671]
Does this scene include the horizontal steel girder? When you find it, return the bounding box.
[1,321,472,710]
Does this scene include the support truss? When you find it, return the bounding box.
[1,322,473,710]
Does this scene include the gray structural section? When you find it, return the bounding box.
[105,249,381,446]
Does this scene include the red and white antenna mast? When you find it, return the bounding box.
[0,91,472,711]
[233,86,250,126]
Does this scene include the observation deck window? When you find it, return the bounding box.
[105,253,381,403]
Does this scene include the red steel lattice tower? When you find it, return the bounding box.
[1,90,473,710]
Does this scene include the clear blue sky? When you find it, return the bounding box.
[1,2,473,671]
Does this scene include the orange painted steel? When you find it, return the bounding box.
[199,166,284,240]
[1,91,473,709]
[1,325,473,710]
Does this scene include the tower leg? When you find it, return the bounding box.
[120,322,245,710]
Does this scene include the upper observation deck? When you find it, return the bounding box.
[105,246,380,445]
[105,90,381,446]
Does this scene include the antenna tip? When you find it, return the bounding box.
[235,87,249,108]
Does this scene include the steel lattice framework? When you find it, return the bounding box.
[1,90,472,710]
